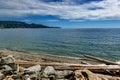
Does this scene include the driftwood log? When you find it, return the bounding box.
[84,55,118,65]
[16,61,120,70]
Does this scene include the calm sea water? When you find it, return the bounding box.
[0,28,120,61]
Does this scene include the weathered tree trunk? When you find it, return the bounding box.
[16,61,120,70]
[84,55,118,65]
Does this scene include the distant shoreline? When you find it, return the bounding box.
[0,21,60,28]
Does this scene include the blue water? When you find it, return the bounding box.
[0,28,120,61]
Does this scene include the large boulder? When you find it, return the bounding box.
[0,55,19,73]
[25,65,41,73]
[0,55,15,65]
[24,65,41,79]
[0,65,12,71]
[43,66,56,77]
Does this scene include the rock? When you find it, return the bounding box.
[57,70,73,79]
[12,74,21,80]
[0,55,15,65]
[1,65,12,71]
[43,66,56,77]
[56,71,65,79]
[23,65,41,79]
[0,72,5,80]
[3,76,14,80]
[64,71,75,80]
[8,63,18,71]
[49,75,56,80]
[22,75,31,80]
[0,64,18,72]
[0,55,18,71]
[19,66,26,72]
[25,65,41,73]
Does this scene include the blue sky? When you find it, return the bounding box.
[0,0,120,28]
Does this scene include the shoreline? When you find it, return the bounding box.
[0,49,83,64]
[8,49,82,60]
[0,49,116,65]
[3,48,82,60]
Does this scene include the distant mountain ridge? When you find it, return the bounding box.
[0,21,59,28]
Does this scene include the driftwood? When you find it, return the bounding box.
[15,61,120,70]
[84,55,118,65]
[41,58,61,62]
[55,67,120,77]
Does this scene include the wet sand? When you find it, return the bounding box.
[0,49,83,64]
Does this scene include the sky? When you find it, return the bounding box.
[0,0,120,28]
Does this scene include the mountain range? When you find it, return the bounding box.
[0,21,59,28]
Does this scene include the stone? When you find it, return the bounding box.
[25,65,41,73]
[0,72,5,80]
[0,55,15,65]
[64,71,75,80]
[57,70,73,79]
[43,66,56,77]
[12,74,21,80]
[1,65,13,71]
[19,66,26,72]
[24,65,41,79]
[56,71,65,79]
[22,75,31,80]
[3,76,14,80]
[8,63,18,71]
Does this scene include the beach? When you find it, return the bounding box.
[0,49,116,65]
[0,49,120,80]
[0,49,83,64]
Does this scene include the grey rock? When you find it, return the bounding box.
[1,65,13,71]
[25,65,41,73]
[0,73,5,80]
[24,65,41,79]
[43,66,56,77]
[8,63,18,71]
[12,74,21,80]
[57,70,73,79]
[0,55,15,65]
[22,74,31,80]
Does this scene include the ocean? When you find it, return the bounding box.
[0,28,120,61]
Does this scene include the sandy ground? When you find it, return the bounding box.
[1,49,120,80]
[0,49,83,64]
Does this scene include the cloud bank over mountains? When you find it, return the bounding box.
[0,0,120,21]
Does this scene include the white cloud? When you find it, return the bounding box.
[33,20,59,22]
[0,0,120,21]
[69,19,85,22]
